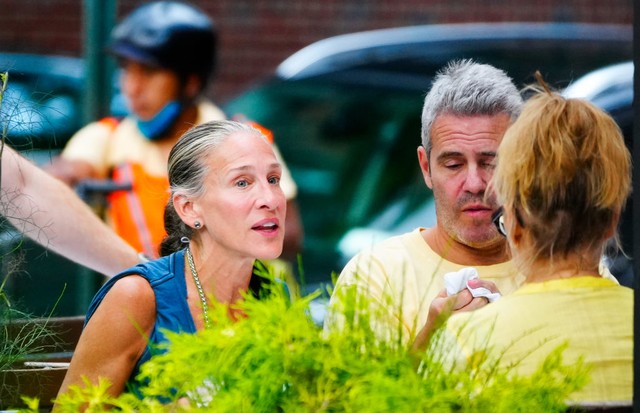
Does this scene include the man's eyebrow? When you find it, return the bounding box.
[436,151,497,161]
[480,151,497,157]
[436,151,463,162]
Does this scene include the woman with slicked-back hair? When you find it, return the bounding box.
[57,120,287,401]
[434,75,633,407]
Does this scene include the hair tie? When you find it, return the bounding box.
[180,236,190,244]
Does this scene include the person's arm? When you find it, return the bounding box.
[0,146,138,276]
[411,279,499,353]
[56,275,155,401]
[44,157,99,186]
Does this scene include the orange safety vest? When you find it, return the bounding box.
[107,162,169,258]
[96,117,168,258]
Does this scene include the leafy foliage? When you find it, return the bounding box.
[43,266,587,412]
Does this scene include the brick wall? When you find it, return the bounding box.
[0,0,632,102]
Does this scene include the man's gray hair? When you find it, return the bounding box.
[421,59,523,156]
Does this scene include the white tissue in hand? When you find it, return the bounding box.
[469,286,501,302]
[443,267,501,303]
[444,267,479,295]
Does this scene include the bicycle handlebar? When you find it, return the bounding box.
[75,179,132,203]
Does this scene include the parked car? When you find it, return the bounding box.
[223,22,632,290]
[1,53,84,151]
[0,53,125,153]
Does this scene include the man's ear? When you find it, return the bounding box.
[417,146,433,189]
[173,192,200,228]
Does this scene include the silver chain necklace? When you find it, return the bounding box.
[185,246,211,329]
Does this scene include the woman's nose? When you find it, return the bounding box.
[257,184,283,210]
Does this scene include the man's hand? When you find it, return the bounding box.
[44,157,98,186]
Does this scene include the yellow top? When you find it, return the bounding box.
[326,228,522,340]
[443,276,633,405]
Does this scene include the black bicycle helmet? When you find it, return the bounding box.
[107,1,217,90]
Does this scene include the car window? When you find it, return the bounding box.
[3,79,80,149]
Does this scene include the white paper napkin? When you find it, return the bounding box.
[443,267,501,303]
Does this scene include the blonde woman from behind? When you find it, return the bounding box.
[438,75,633,407]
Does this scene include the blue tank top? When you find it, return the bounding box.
[85,249,195,394]
[84,250,276,395]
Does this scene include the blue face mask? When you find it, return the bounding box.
[136,101,183,141]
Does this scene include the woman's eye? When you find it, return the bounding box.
[268,176,281,185]
[235,180,248,188]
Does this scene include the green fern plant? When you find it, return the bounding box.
[43,263,587,412]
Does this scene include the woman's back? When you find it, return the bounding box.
[445,276,632,405]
